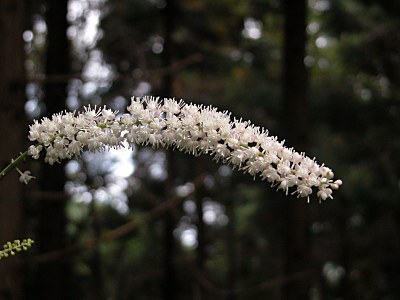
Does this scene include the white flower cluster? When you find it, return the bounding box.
[27,96,341,200]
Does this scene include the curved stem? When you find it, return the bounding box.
[0,151,29,180]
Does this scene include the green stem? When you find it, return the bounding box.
[97,121,114,128]
[0,151,29,180]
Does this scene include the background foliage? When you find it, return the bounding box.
[0,0,400,299]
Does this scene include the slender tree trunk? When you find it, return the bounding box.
[161,0,175,99]
[0,0,26,299]
[281,0,310,299]
[225,195,237,300]
[161,1,177,299]
[193,160,206,299]
[88,198,106,300]
[33,0,72,299]
[337,196,351,300]
[282,0,308,143]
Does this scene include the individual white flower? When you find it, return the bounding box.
[162,98,182,114]
[28,121,42,141]
[84,105,101,120]
[278,178,292,195]
[68,139,82,155]
[27,145,42,159]
[214,143,230,161]
[53,136,69,150]
[76,131,90,144]
[61,112,76,124]
[101,108,116,121]
[281,148,293,160]
[261,166,281,183]
[87,138,102,152]
[317,187,333,200]
[244,157,265,177]
[17,169,35,184]
[230,149,246,166]
[295,184,313,198]
[226,137,240,148]
[277,160,292,176]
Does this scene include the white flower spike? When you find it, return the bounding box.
[26,96,342,201]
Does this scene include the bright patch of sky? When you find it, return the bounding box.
[23,31,34,42]
[25,83,44,117]
[66,145,136,214]
[82,50,115,90]
[183,199,196,214]
[147,0,166,9]
[131,81,152,97]
[65,1,131,215]
[148,151,168,181]
[307,22,320,35]
[174,223,198,249]
[108,145,136,178]
[174,198,229,249]
[309,0,331,12]
[242,17,263,40]
[315,36,329,48]
[149,35,164,54]
[67,0,106,50]
[218,165,232,177]
[322,261,346,288]
[202,199,228,226]
[176,183,195,198]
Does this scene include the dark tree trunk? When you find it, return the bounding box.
[88,197,106,300]
[282,0,308,145]
[193,160,207,299]
[281,0,311,299]
[225,195,237,300]
[33,0,72,299]
[161,1,177,299]
[161,0,175,99]
[0,0,26,299]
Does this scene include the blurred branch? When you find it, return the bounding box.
[190,261,314,297]
[28,195,183,264]
[26,53,203,84]
[148,53,203,77]
[27,173,206,264]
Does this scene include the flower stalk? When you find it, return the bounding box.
[0,239,34,259]
[0,96,342,201]
[0,151,29,181]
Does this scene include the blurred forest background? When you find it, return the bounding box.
[1,0,400,299]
